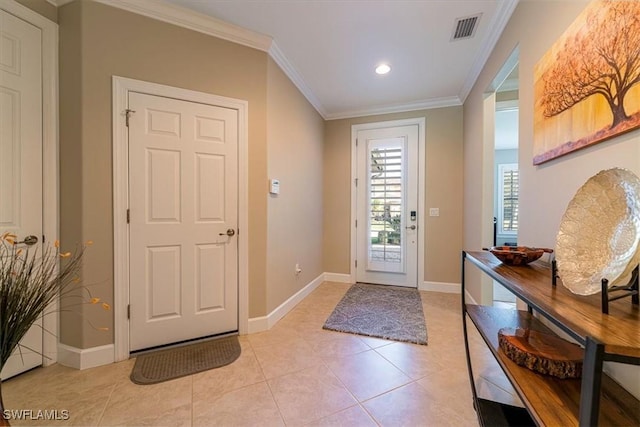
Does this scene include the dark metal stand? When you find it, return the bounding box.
[461,251,535,427]
[552,260,638,315]
[601,265,639,315]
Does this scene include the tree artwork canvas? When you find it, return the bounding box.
[533,0,640,165]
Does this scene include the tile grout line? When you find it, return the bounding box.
[246,338,287,426]
[477,372,521,400]
[262,375,287,425]
[95,380,118,426]
[321,351,389,426]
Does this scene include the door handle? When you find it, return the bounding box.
[17,235,39,246]
[405,225,416,230]
[219,229,236,237]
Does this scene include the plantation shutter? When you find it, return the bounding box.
[499,164,519,234]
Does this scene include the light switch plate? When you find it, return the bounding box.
[429,208,440,217]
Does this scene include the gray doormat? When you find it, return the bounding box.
[130,335,241,385]
[323,283,428,345]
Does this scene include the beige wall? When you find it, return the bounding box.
[58,0,87,348]
[463,0,639,398]
[324,107,464,285]
[58,0,269,347]
[266,58,324,313]
[14,0,57,22]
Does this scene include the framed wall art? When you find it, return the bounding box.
[533,0,640,165]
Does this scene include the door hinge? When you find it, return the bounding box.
[355,178,358,187]
[355,260,358,268]
[355,220,357,228]
[125,109,136,127]
[42,235,46,244]
[356,138,358,146]
[127,304,130,320]
[126,209,130,224]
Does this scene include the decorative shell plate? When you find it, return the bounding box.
[556,168,640,296]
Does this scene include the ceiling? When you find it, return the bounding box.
[107,0,519,119]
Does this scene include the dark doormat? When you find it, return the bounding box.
[323,283,428,345]
[130,335,241,385]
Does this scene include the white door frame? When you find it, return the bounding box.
[1,0,59,367]
[112,76,249,362]
[350,118,425,286]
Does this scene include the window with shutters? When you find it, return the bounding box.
[367,141,404,272]
[498,163,519,234]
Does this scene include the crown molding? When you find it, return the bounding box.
[268,42,327,118]
[458,0,519,103]
[84,0,512,121]
[91,0,331,116]
[93,0,272,52]
[325,96,462,121]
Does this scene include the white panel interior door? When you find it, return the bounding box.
[128,92,238,351]
[0,9,43,379]
[356,125,418,287]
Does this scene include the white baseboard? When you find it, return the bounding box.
[248,273,325,334]
[247,316,269,334]
[57,343,115,370]
[420,281,461,293]
[464,290,478,305]
[323,272,352,283]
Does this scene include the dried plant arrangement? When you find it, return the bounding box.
[0,233,108,425]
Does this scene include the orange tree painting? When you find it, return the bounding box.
[533,0,640,165]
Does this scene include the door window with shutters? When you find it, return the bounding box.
[368,141,404,273]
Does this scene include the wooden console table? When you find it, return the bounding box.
[461,250,640,426]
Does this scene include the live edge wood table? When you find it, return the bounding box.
[461,250,640,427]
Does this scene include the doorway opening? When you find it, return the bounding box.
[482,47,519,308]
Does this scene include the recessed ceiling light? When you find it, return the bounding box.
[375,64,391,75]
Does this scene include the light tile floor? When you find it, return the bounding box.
[3,282,522,426]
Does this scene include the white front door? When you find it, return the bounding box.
[356,125,419,287]
[128,92,239,351]
[0,9,44,379]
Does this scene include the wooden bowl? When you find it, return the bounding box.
[488,246,553,266]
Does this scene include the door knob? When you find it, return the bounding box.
[405,225,416,230]
[219,229,235,237]
[17,235,39,246]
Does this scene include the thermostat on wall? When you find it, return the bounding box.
[269,179,280,195]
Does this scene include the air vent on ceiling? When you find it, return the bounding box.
[452,13,482,41]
